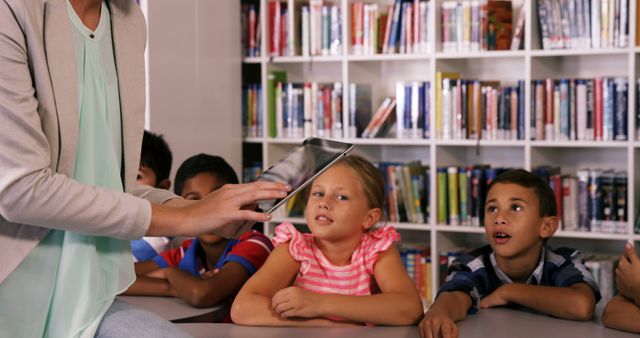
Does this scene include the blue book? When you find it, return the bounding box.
[518,80,525,140]
[423,82,431,139]
[388,0,403,53]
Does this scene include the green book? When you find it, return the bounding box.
[267,71,287,137]
[437,167,448,225]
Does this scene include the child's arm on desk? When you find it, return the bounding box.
[163,262,250,308]
[479,282,596,320]
[420,291,472,338]
[269,246,423,325]
[602,295,640,333]
[122,261,176,297]
[231,243,350,326]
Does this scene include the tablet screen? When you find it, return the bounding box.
[256,137,354,213]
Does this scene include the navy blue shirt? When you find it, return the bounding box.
[439,245,601,313]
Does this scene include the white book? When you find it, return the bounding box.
[441,79,452,140]
[411,82,421,139]
[332,82,343,138]
[303,84,312,137]
[576,80,587,140]
[301,6,310,56]
[330,5,341,55]
[591,0,601,48]
[619,0,628,47]
[311,82,319,136]
[309,0,322,55]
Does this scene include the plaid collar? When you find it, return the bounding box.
[489,247,546,285]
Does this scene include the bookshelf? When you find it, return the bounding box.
[241,0,639,304]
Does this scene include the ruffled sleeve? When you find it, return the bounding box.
[359,226,400,273]
[271,222,312,274]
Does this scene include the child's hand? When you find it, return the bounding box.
[271,286,322,318]
[419,310,458,338]
[616,243,640,304]
[479,284,510,308]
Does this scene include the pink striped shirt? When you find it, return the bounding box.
[272,223,400,296]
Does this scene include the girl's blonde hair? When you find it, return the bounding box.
[336,154,386,212]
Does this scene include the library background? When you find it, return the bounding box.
[238,0,638,307]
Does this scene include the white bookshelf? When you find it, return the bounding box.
[241,0,640,299]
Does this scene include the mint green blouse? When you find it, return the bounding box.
[0,2,134,337]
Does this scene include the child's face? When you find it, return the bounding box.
[305,164,381,243]
[137,165,158,187]
[484,183,557,260]
[181,172,226,245]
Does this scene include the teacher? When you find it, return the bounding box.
[0,0,288,337]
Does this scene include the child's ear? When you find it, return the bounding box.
[363,208,383,230]
[157,179,171,190]
[540,216,559,239]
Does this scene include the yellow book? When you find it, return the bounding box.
[435,71,460,139]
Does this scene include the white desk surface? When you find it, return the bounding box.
[176,308,640,338]
[117,295,223,322]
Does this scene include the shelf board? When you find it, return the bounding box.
[529,48,630,57]
[346,138,431,146]
[435,139,525,147]
[435,50,526,59]
[434,225,486,234]
[242,57,263,64]
[554,230,629,240]
[529,140,630,148]
[394,223,431,231]
[267,55,342,63]
[347,53,431,62]
[243,137,266,143]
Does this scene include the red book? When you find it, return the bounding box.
[324,87,332,131]
[351,3,363,49]
[594,77,603,141]
[268,1,281,56]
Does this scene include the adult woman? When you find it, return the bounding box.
[0,0,287,336]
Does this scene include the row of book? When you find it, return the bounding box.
[379,161,430,224]
[530,77,628,141]
[400,243,432,306]
[352,0,431,55]
[360,81,431,139]
[241,3,261,57]
[267,71,344,139]
[436,73,525,141]
[242,84,263,138]
[534,166,628,234]
[435,165,628,234]
[268,0,342,57]
[537,0,630,50]
[441,0,522,52]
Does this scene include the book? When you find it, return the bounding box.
[267,71,287,138]
[348,83,372,138]
[435,71,460,139]
[510,3,525,50]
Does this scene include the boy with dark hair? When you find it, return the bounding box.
[125,154,273,317]
[137,130,173,189]
[420,169,600,338]
[132,130,174,262]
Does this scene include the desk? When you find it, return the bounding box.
[175,308,639,338]
[116,295,225,322]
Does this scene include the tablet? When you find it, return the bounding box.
[255,137,354,214]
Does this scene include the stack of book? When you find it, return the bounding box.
[441,0,518,52]
[241,3,261,57]
[242,84,263,138]
[266,71,343,139]
[436,165,509,226]
[533,166,628,234]
[351,0,430,55]
[378,161,429,224]
[400,243,432,306]
[268,0,342,57]
[242,162,263,183]
[536,0,629,50]
[530,77,629,141]
[436,72,525,141]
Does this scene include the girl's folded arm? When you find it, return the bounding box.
[316,246,424,325]
[231,243,341,326]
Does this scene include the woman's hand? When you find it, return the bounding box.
[149,181,289,238]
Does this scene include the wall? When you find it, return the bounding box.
[146,0,242,181]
